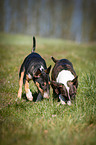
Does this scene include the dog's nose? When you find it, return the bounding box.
[67,101,71,106]
[43,92,49,99]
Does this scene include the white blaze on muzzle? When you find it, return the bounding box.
[43,92,49,99]
[67,100,72,106]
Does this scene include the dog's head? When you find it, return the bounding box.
[67,76,78,100]
[51,76,78,103]
[33,65,51,99]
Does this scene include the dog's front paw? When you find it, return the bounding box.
[26,90,33,101]
[60,100,66,105]
[17,89,22,99]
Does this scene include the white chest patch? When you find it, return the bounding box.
[56,70,75,92]
[40,65,44,71]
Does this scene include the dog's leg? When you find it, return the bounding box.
[36,92,43,102]
[25,80,33,101]
[59,94,66,105]
[17,71,24,99]
[35,82,43,101]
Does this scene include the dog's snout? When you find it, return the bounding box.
[43,92,49,99]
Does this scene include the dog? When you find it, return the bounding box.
[17,37,51,101]
[51,56,78,105]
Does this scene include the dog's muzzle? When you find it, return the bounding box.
[43,92,49,99]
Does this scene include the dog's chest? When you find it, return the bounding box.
[56,70,75,90]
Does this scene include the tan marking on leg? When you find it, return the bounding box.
[26,74,29,81]
[26,74,31,81]
[35,82,44,95]
[17,71,24,99]
[25,80,33,101]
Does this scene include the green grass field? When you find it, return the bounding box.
[0,33,96,145]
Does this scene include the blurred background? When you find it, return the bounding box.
[0,0,96,43]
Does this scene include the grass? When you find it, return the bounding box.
[0,33,96,145]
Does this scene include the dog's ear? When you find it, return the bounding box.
[51,81,63,88]
[45,65,51,74]
[67,76,78,86]
[72,76,78,85]
[33,69,41,78]
[51,81,63,95]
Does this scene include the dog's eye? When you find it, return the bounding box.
[41,83,44,86]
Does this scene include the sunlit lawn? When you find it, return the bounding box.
[0,33,96,145]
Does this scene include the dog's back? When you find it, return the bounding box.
[19,52,47,80]
[51,58,76,81]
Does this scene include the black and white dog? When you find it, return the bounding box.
[51,57,78,105]
[17,37,51,101]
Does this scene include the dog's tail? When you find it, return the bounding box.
[51,56,58,63]
[32,36,36,52]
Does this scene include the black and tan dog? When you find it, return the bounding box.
[51,57,78,105]
[17,37,51,101]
